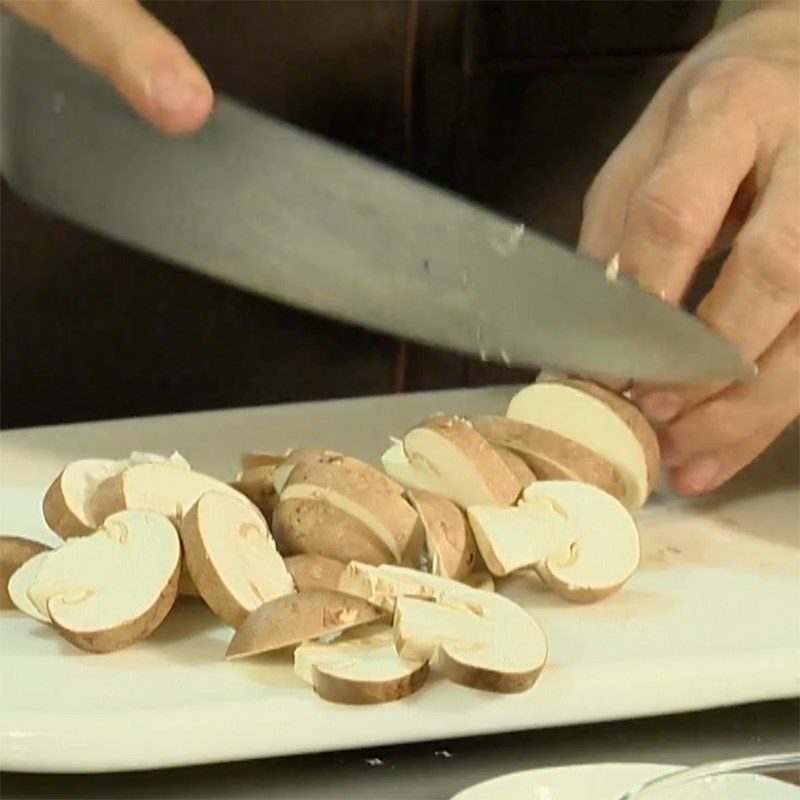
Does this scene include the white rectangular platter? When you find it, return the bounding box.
[1,387,798,773]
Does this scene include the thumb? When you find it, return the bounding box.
[3,0,213,135]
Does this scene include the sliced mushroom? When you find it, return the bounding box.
[285,554,345,591]
[294,624,429,704]
[384,416,522,509]
[406,490,477,580]
[226,588,383,659]
[1,537,52,610]
[42,451,189,538]
[339,563,547,694]
[230,465,280,520]
[93,462,249,523]
[492,446,537,488]
[272,498,395,565]
[281,460,417,561]
[461,572,495,592]
[25,510,181,652]
[506,381,659,508]
[519,481,640,602]
[393,594,546,693]
[7,551,52,622]
[180,491,295,627]
[467,504,573,578]
[471,415,625,502]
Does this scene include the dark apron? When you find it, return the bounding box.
[0,0,719,428]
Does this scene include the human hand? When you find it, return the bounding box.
[3,0,213,134]
[579,1,799,495]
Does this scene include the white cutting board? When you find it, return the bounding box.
[0,387,798,773]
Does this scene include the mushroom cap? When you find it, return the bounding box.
[230,465,280,521]
[272,498,395,565]
[226,588,384,659]
[180,491,295,627]
[7,551,52,622]
[285,554,346,591]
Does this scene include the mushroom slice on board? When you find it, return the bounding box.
[226,588,383,659]
[281,460,417,562]
[25,510,181,652]
[294,624,429,704]
[492,446,537,489]
[93,462,250,523]
[506,381,659,508]
[285,554,346,591]
[383,416,522,509]
[1,537,52,610]
[406,490,477,580]
[272,498,395,565]
[43,451,189,538]
[471,415,625,502]
[393,593,546,693]
[181,491,295,627]
[7,551,52,622]
[519,481,640,602]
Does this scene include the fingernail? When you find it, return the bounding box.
[638,392,683,423]
[149,69,205,114]
[678,457,721,494]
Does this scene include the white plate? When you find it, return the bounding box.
[1,393,798,773]
[450,763,800,800]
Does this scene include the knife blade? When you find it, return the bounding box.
[1,18,751,383]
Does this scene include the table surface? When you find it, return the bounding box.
[1,388,798,798]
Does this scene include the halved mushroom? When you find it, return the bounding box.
[393,594,546,693]
[471,415,625,502]
[25,510,181,652]
[521,481,640,601]
[180,491,295,627]
[230,465,280,520]
[93,462,249,523]
[1,537,52,610]
[7,551,52,622]
[226,588,383,659]
[281,460,417,561]
[383,416,522,509]
[461,572,495,592]
[294,624,429,704]
[338,563,546,694]
[506,381,659,508]
[406,490,477,580]
[470,481,639,601]
[272,499,395,565]
[42,451,189,538]
[285,554,345,591]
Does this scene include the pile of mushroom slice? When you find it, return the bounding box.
[1,378,658,705]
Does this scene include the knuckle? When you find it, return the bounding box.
[735,228,800,302]
[632,180,709,246]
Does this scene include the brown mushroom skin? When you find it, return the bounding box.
[272,498,394,565]
[230,466,280,520]
[42,472,95,539]
[285,554,346,591]
[0,537,52,610]
[51,562,180,654]
[436,647,544,694]
[311,661,430,705]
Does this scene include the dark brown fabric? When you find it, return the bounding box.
[0,0,720,428]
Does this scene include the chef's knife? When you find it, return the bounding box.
[1,18,751,383]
